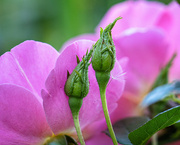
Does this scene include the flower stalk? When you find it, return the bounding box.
[65,49,93,145]
[73,111,85,145]
[92,17,121,145]
[96,72,118,145]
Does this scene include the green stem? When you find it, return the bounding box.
[73,113,86,145]
[100,87,118,145]
[96,72,118,145]
[68,98,85,145]
[152,133,158,145]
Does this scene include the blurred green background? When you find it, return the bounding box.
[0,0,172,55]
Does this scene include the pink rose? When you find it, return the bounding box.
[97,0,180,122]
[65,1,180,144]
[0,40,124,144]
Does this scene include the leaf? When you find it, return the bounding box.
[141,81,180,107]
[129,105,180,145]
[104,117,149,145]
[151,53,176,90]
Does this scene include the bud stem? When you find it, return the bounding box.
[95,72,118,145]
[68,98,85,145]
[72,112,86,145]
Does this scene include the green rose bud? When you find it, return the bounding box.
[64,49,93,145]
[64,55,89,115]
[92,17,121,73]
[91,17,121,145]
[64,50,92,99]
[64,49,93,115]
[64,60,89,99]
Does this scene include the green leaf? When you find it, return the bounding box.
[151,53,176,90]
[141,81,180,107]
[129,105,180,145]
[104,117,149,145]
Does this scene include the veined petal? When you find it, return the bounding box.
[114,28,169,95]
[0,52,37,99]
[42,40,95,134]
[10,40,59,97]
[96,1,165,37]
[86,132,120,145]
[0,84,52,145]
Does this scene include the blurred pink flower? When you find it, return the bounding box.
[64,1,180,144]
[96,0,180,122]
[0,40,124,144]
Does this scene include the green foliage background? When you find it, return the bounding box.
[0,0,172,55]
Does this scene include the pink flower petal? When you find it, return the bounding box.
[106,59,125,105]
[167,2,180,81]
[110,95,140,123]
[168,2,180,50]
[0,52,36,96]
[114,28,169,95]
[0,84,52,145]
[61,34,98,51]
[86,132,120,145]
[10,40,59,97]
[155,1,180,59]
[42,40,95,134]
[42,40,125,135]
[96,1,165,37]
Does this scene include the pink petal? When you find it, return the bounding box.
[114,28,169,95]
[166,2,180,81]
[96,1,165,37]
[110,95,140,123]
[10,40,59,97]
[42,40,125,135]
[168,2,180,50]
[0,52,36,97]
[42,40,95,134]
[61,34,98,51]
[106,59,125,105]
[155,1,180,59]
[0,84,52,145]
[86,132,121,145]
